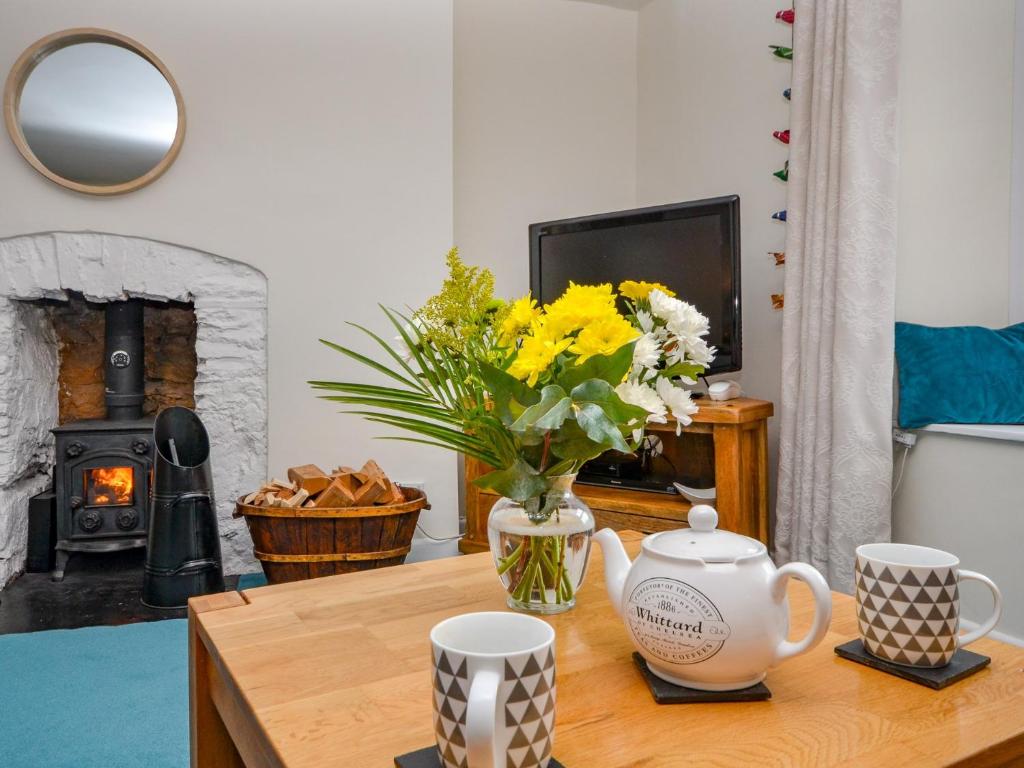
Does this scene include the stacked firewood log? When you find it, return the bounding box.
[241,460,406,508]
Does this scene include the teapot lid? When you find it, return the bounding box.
[644,505,766,564]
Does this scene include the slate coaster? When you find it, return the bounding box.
[632,652,771,703]
[834,639,991,690]
[394,746,566,767]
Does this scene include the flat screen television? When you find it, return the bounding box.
[529,195,741,375]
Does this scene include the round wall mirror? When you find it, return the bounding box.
[3,28,185,195]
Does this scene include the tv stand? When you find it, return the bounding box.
[459,397,774,552]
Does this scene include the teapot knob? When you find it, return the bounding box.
[688,504,718,532]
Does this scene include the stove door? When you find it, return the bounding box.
[84,465,135,507]
[64,455,149,540]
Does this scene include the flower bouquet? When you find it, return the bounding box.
[311,250,714,613]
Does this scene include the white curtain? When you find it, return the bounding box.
[775,0,901,591]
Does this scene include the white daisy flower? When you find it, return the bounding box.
[648,289,683,323]
[656,377,698,433]
[686,338,716,367]
[631,332,661,374]
[666,302,710,344]
[615,381,667,425]
[635,309,656,334]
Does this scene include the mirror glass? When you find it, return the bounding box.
[17,42,179,187]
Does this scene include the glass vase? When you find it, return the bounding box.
[486,474,594,614]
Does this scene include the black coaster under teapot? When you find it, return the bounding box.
[632,652,772,703]
[394,746,566,767]
[834,639,990,690]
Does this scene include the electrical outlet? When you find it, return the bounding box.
[893,429,917,447]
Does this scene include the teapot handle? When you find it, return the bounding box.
[769,562,833,665]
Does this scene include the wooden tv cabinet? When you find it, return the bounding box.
[459,397,774,554]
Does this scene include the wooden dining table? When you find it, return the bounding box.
[189,531,1024,767]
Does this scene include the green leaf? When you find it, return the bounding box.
[660,361,706,382]
[549,420,619,463]
[344,320,426,395]
[318,339,426,393]
[352,412,487,450]
[570,379,648,425]
[574,402,631,454]
[308,380,434,402]
[477,360,541,424]
[380,307,459,407]
[543,458,580,477]
[555,341,636,392]
[510,385,571,432]
[473,458,549,502]
[317,395,462,424]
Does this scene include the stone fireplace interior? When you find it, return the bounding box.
[48,293,198,423]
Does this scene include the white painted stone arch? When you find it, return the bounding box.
[0,232,267,584]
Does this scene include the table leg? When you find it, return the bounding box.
[189,592,247,768]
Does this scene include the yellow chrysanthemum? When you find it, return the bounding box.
[497,294,541,345]
[618,280,676,301]
[543,282,618,336]
[568,314,640,364]
[507,320,572,386]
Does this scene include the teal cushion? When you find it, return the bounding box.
[895,322,1024,429]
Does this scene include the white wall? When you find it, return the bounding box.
[454,0,638,298]
[896,0,1014,327]
[893,0,1023,642]
[0,0,459,543]
[635,0,790,511]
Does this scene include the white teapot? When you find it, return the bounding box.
[593,505,832,691]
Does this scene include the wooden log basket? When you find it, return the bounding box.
[235,486,429,584]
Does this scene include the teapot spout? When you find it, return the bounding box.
[593,528,631,617]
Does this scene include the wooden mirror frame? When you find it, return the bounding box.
[3,28,186,196]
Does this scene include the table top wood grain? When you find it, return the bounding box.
[190,532,1024,768]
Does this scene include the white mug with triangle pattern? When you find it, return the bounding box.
[855,543,1002,668]
[430,612,556,768]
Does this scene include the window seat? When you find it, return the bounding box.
[917,423,1024,443]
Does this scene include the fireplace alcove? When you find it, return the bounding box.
[0,232,268,585]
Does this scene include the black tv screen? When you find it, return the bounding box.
[529,196,741,375]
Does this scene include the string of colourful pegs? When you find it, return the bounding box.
[772,8,793,310]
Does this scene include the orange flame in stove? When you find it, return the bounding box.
[87,466,134,505]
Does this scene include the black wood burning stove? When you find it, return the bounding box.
[51,300,155,580]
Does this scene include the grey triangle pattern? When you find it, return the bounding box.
[856,559,960,667]
[434,649,470,768]
[501,649,556,768]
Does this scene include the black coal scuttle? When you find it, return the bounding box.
[51,300,154,580]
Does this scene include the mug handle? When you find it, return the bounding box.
[770,562,833,665]
[957,570,1003,647]
[464,668,500,768]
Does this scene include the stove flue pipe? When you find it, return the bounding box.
[104,300,145,421]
